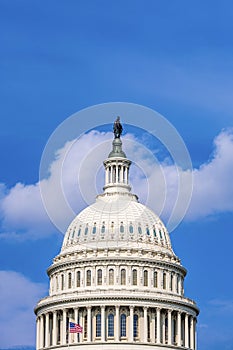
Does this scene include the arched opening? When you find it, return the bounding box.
[97,269,102,285]
[108,313,114,337]
[109,269,114,285]
[76,271,81,287]
[121,269,126,285]
[144,270,148,286]
[133,314,139,338]
[96,313,101,338]
[120,314,126,337]
[86,270,91,286]
[132,269,137,286]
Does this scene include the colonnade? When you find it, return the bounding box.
[105,163,129,186]
[50,265,184,296]
[37,305,196,349]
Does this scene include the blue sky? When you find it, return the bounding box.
[1,1,233,349]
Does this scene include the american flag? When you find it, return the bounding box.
[69,322,83,333]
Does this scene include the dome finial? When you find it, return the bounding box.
[113,116,123,139]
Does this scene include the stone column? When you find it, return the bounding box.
[178,275,182,294]
[105,167,108,185]
[115,305,120,341]
[101,306,105,342]
[45,313,49,347]
[110,167,113,183]
[168,309,172,345]
[126,167,129,184]
[156,308,161,344]
[185,314,189,348]
[190,316,194,349]
[195,319,197,350]
[87,306,92,342]
[79,310,83,343]
[40,315,44,348]
[151,311,155,343]
[143,307,148,342]
[120,166,123,182]
[129,306,134,342]
[116,165,119,183]
[161,312,165,344]
[74,308,79,343]
[36,317,40,349]
[177,311,181,347]
[62,309,67,345]
[52,311,57,346]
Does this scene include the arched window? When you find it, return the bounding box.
[144,270,148,286]
[163,272,166,289]
[153,226,157,237]
[109,269,114,285]
[147,315,150,340]
[172,317,176,344]
[138,225,142,234]
[56,276,58,291]
[120,223,124,233]
[68,272,72,289]
[120,314,126,337]
[154,271,158,288]
[108,313,114,337]
[78,227,81,236]
[176,275,179,293]
[84,314,87,338]
[170,274,173,291]
[121,269,126,285]
[133,314,138,338]
[165,314,168,342]
[92,225,96,234]
[146,227,150,236]
[86,270,91,286]
[159,230,163,239]
[61,274,64,290]
[129,224,133,234]
[132,269,137,286]
[101,223,105,233]
[84,226,88,235]
[76,271,81,287]
[96,313,101,337]
[97,269,102,285]
[71,229,75,240]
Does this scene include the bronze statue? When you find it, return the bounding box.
[113,116,123,138]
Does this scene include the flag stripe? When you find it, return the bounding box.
[69,322,83,333]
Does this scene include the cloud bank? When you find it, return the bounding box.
[0,271,47,348]
[0,128,232,240]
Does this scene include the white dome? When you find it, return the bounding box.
[35,124,199,350]
[62,191,173,254]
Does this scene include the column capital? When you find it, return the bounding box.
[143,306,148,310]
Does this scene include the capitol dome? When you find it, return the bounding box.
[35,118,199,350]
[62,187,173,256]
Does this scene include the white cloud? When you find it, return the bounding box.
[186,128,233,220]
[0,128,233,240]
[0,270,47,348]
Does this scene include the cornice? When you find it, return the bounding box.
[35,293,199,316]
[47,257,186,277]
